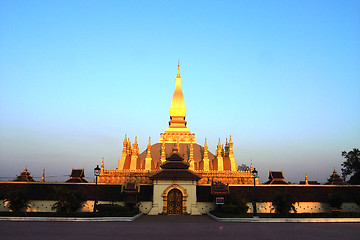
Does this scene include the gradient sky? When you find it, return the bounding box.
[1,0,359,183]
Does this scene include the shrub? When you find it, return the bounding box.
[217,199,249,214]
[51,187,85,213]
[220,204,238,213]
[225,193,249,214]
[4,191,29,212]
[272,193,297,216]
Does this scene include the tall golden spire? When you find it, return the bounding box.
[161,63,195,144]
[170,62,186,118]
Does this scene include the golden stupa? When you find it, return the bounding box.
[98,63,255,185]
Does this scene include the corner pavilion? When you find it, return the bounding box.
[98,64,258,214]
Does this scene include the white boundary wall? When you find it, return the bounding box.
[1,200,359,213]
[248,202,360,213]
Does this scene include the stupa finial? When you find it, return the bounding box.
[177,60,180,77]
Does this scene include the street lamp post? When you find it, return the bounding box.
[252,168,258,217]
[93,165,101,212]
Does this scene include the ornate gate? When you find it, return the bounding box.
[167,189,183,214]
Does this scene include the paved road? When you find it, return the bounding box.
[1,215,359,240]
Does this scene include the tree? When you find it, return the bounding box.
[4,191,30,212]
[341,148,360,184]
[51,187,85,213]
[271,193,297,216]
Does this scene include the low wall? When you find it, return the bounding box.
[197,185,360,203]
[1,200,359,214]
[0,200,153,213]
[249,202,360,213]
[1,182,359,214]
[197,202,216,214]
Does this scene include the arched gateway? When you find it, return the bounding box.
[161,182,188,214]
[167,189,183,214]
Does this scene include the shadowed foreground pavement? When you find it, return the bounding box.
[1,215,359,240]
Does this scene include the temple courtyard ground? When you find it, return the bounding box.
[0,215,359,240]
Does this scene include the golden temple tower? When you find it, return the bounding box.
[98,63,256,185]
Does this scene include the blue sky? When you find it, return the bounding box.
[1,0,359,183]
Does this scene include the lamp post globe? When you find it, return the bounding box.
[94,165,101,177]
[252,168,258,178]
[252,168,258,217]
[93,165,101,212]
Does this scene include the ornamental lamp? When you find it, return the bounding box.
[94,165,101,177]
[252,168,258,178]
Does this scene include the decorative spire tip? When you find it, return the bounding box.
[177,60,180,77]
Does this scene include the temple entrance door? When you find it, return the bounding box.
[167,189,183,214]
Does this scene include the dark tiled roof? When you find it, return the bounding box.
[166,153,185,162]
[264,179,288,184]
[264,171,288,184]
[269,171,284,179]
[150,170,201,181]
[150,152,201,181]
[70,169,85,178]
[66,178,88,183]
[65,169,88,183]
[161,161,189,169]
[13,168,35,182]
